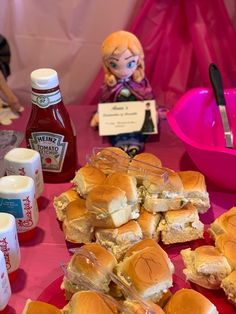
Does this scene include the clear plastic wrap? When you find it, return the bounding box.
[61,247,157,314]
[87,147,168,185]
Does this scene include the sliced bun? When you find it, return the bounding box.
[215,234,236,269]
[86,184,132,228]
[62,290,119,314]
[158,204,204,244]
[117,239,174,302]
[62,198,94,243]
[164,288,218,314]
[71,166,106,198]
[105,172,138,204]
[208,207,236,240]
[181,245,231,289]
[136,207,161,239]
[178,170,210,213]
[221,270,236,306]
[95,220,143,261]
[22,299,61,314]
[53,188,80,221]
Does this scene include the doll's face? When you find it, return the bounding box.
[106,49,139,80]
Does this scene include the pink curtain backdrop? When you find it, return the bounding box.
[80,0,236,109]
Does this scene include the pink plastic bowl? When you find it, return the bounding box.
[167,88,236,190]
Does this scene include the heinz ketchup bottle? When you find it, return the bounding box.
[25,69,77,183]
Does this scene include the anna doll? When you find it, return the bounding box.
[91,30,155,157]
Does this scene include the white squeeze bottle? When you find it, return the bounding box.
[0,250,11,313]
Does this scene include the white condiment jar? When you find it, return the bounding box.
[4,148,44,198]
[0,176,39,241]
[0,250,11,312]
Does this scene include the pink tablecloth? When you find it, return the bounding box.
[1,105,236,314]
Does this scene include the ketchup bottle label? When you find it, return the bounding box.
[32,90,62,108]
[28,132,68,172]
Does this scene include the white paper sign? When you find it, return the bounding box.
[98,100,158,136]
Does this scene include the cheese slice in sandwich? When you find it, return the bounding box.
[181,245,231,289]
[178,170,210,214]
[53,188,80,221]
[95,220,143,261]
[158,203,204,244]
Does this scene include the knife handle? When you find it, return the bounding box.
[209,63,226,106]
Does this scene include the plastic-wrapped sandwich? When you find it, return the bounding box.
[181,245,231,289]
[61,243,117,300]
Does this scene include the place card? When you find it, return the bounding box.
[98,100,158,136]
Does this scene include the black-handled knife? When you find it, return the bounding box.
[209,63,233,149]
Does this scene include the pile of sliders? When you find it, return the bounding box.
[181,206,236,308]
[23,147,225,313]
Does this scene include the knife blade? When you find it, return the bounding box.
[209,63,233,149]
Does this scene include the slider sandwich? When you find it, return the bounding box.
[128,152,162,185]
[53,188,80,221]
[221,270,236,307]
[95,220,143,261]
[136,207,161,240]
[122,299,165,314]
[62,198,94,243]
[208,206,236,240]
[178,170,210,214]
[62,290,120,314]
[71,165,106,198]
[215,234,236,270]
[91,147,130,175]
[181,245,231,289]
[86,184,134,228]
[22,300,61,314]
[116,239,174,303]
[105,172,140,219]
[61,243,117,300]
[142,168,188,213]
[164,288,219,314]
[158,203,204,244]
